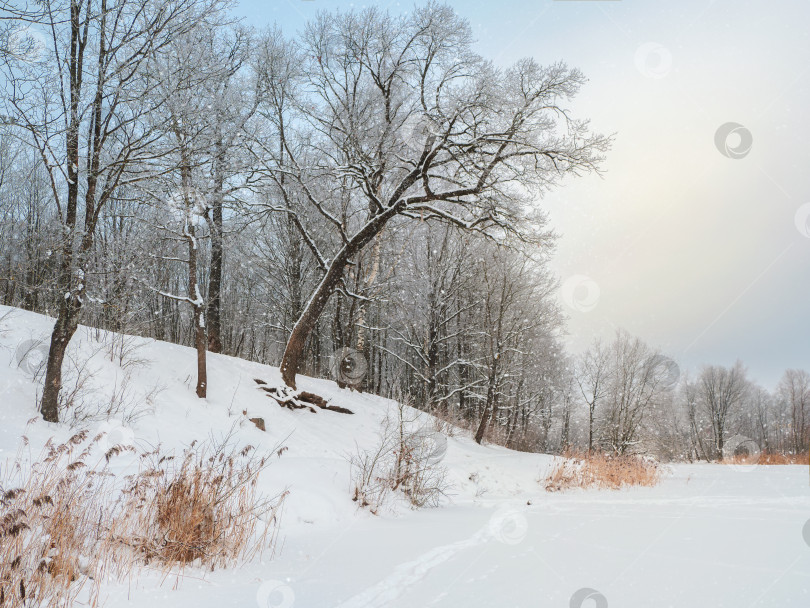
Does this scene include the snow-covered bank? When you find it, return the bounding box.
[1,305,808,607]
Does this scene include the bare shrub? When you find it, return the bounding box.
[99,331,150,371]
[65,369,163,427]
[350,403,448,512]
[349,432,396,514]
[544,451,662,492]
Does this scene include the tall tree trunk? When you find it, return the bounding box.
[475,369,499,444]
[40,0,84,423]
[280,258,346,389]
[40,299,80,422]
[206,136,225,353]
[184,183,207,399]
[280,204,401,389]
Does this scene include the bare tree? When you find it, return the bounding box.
[776,369,810,454]
[696,362,749,460]
[576,339,610,455]
[252,4,609,390]
[596,331,672,455]
[1,0,220,421]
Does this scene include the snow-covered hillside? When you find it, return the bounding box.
[1,305,809,608]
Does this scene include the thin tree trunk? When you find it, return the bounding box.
[185,194,207,398]
[206,136,225,353]
[475,370,498,444]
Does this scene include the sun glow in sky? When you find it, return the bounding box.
[236,0,810,388]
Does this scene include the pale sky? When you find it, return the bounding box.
[235,0,810,390]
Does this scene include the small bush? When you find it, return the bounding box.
[544,451,662,492]
[116,437,284,568]
[350,403,448,513]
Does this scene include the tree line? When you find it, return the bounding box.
[0,1,806,460]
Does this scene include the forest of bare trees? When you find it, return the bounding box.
[0,1,807,460]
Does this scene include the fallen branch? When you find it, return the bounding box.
[255,382,354,415]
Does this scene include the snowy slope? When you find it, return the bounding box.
[1,305,809,608]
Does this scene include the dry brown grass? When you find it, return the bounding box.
[0,428,108,607]
[544,450,662,492]
[722,451,809,466]
[114,438,284,568]
[0,425,285,608]
[759,452,808,465]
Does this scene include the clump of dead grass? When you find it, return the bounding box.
[722,451,808,466]
[0,425,285,608]
[544,450,662,492]
[113,438,284,568]
[758,452,808,465]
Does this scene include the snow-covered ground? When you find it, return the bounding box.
[1,305,808,608]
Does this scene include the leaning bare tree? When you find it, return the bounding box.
[253,4,610,391]
[1,0,221,421]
